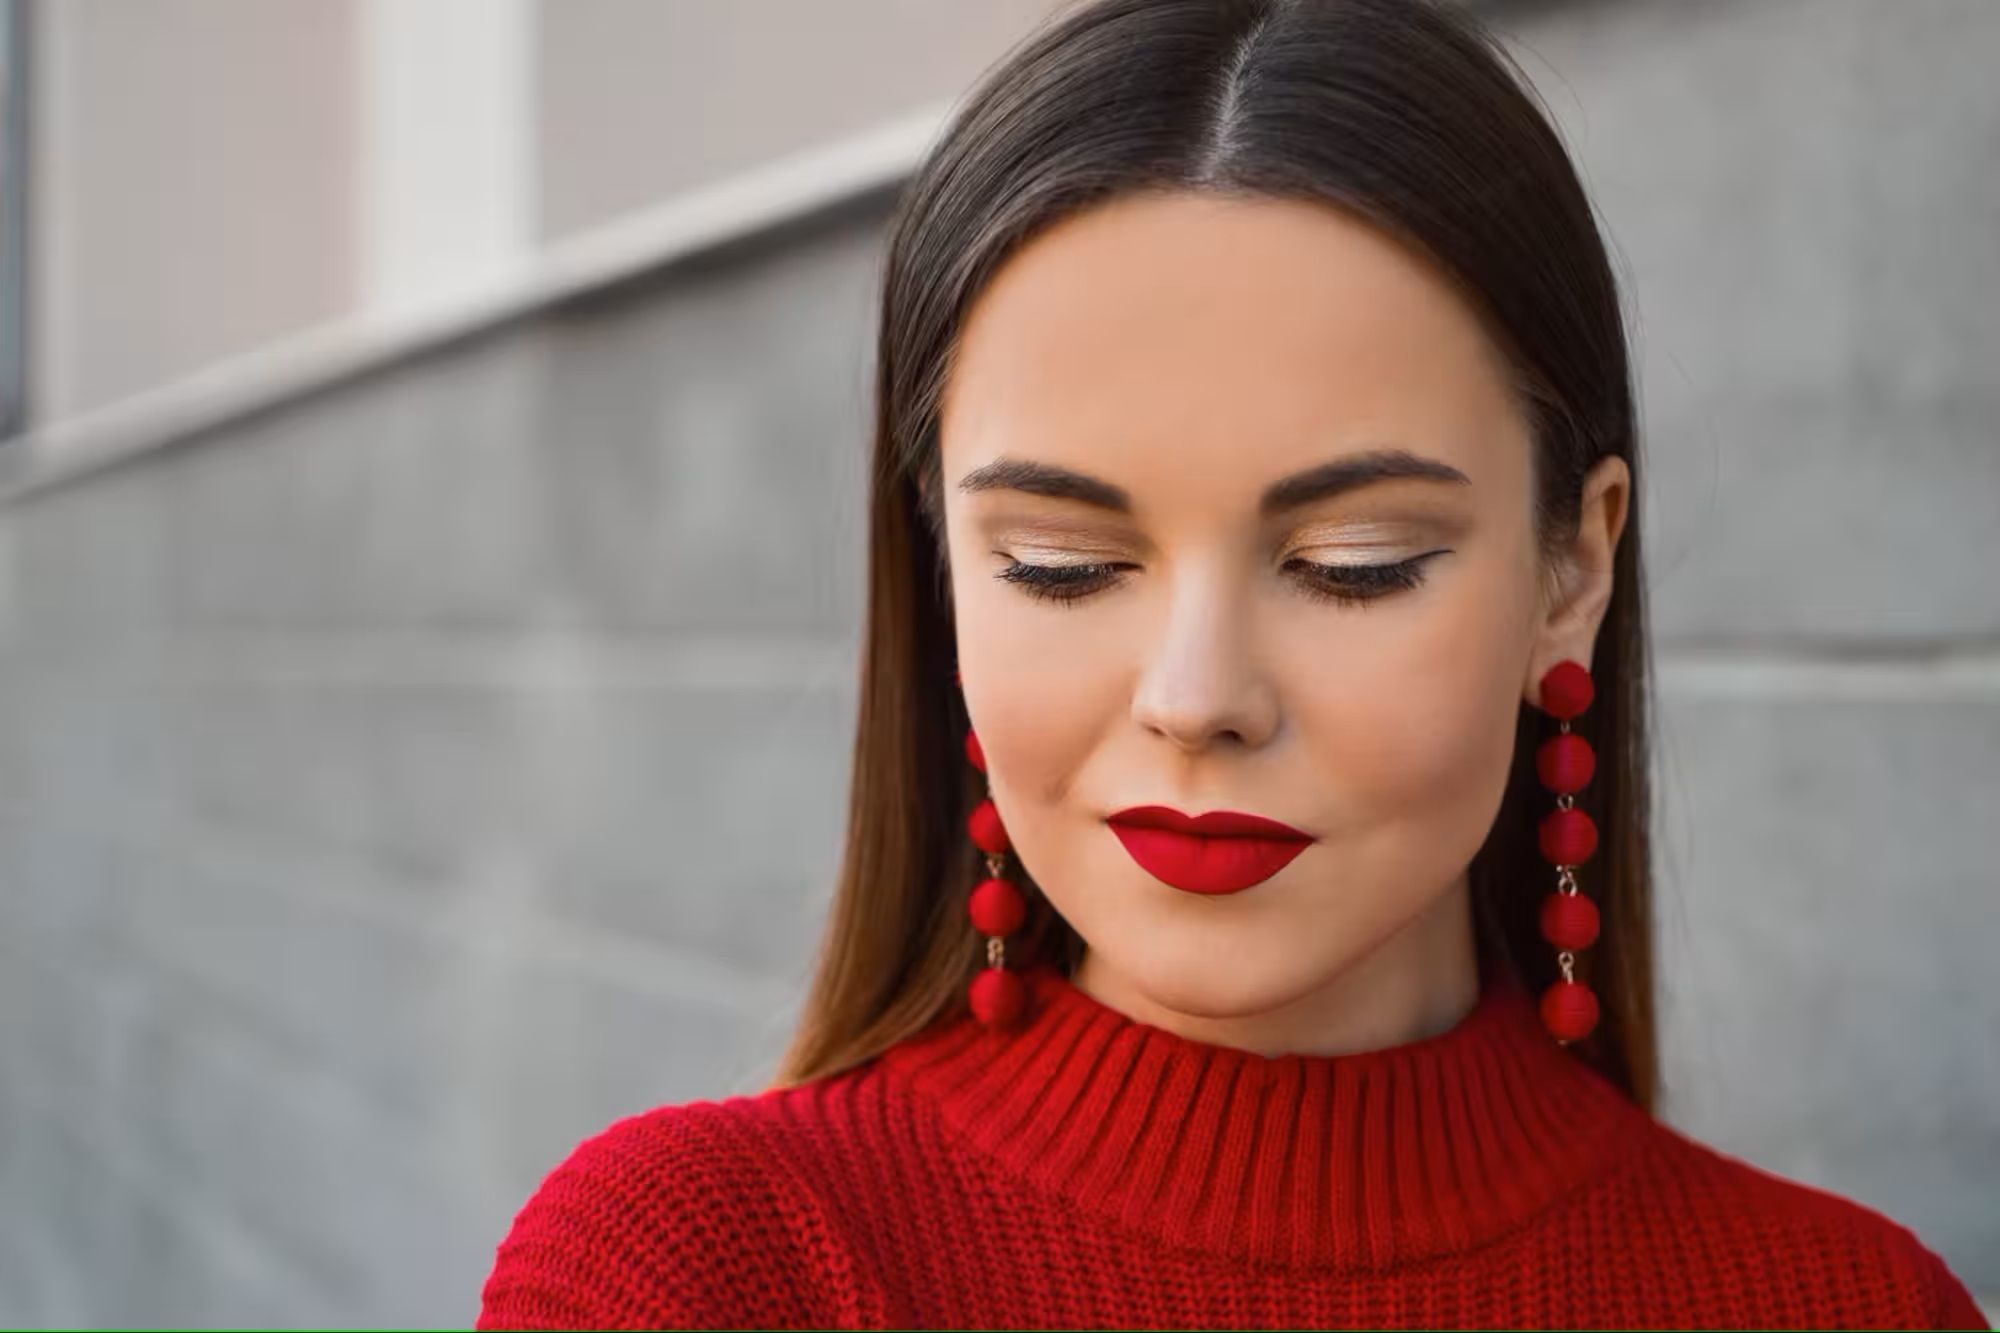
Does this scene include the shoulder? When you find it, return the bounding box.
[1628,1119,1988,1328]
[476,1089,875,1330]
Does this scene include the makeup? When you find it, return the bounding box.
[1105,805,1314,895]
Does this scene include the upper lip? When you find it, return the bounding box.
[1105,805,1313,840]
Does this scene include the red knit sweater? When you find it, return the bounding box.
[477,962,1988,1329]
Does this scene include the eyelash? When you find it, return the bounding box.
[995,551,1448,608]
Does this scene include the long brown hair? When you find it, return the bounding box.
[770,0,1657,1111]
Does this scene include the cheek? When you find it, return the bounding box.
[1294,555,1530,833]
[948,533,1120,811]
[961,677,1109,920]
[964,676,1101,816]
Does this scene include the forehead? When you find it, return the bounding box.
[939,191,1524,500]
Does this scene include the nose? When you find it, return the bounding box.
[1129,570,1279,752]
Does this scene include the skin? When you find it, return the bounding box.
[936,190,1629,1057]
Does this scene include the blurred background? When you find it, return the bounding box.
[0,0,1994,1325]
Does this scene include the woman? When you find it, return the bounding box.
[478,0,1987,1326]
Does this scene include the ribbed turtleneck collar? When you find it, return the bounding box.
[881,960,1651,1271]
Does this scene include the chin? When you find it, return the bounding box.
[1089,931,1345,1022]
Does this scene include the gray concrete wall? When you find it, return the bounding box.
[0,0,1993,1323]
[28,0,361,421]
[1512,0,2000,1284]
[534,0,1062,241]
[0,207,884,1324]
[23,0,1064,426]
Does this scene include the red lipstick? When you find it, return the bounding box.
[1104,805,1314,895]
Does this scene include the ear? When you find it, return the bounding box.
[1527,454,1631,709]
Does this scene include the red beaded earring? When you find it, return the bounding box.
[958,666,1029,1029]
[1535,658,1601,1044]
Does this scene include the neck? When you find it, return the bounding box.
[1069,874,1481,1058]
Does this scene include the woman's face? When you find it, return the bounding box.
[937,190,1625,1037]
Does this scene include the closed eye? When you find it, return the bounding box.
[994,550,1449,608]
[1286,554,1439,607]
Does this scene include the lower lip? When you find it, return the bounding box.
[1107,823,1311,895]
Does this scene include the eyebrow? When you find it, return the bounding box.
[956,448,1471,518]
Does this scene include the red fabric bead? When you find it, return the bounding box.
[968,966,1027,1029]
[1540,660,1594,720]
[1538,806,1598,865]
[1536,732,1595,793]
[965,727,986,773]
[1540,979,1599,1042]
[969,876,1026,936]
[1539,891,1600,951]
[968,797,1009,853]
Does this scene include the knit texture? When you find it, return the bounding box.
[477,962,1988,1329]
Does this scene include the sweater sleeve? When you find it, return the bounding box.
[1920,1245,1991,1331]
[475,1102,825,1330]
